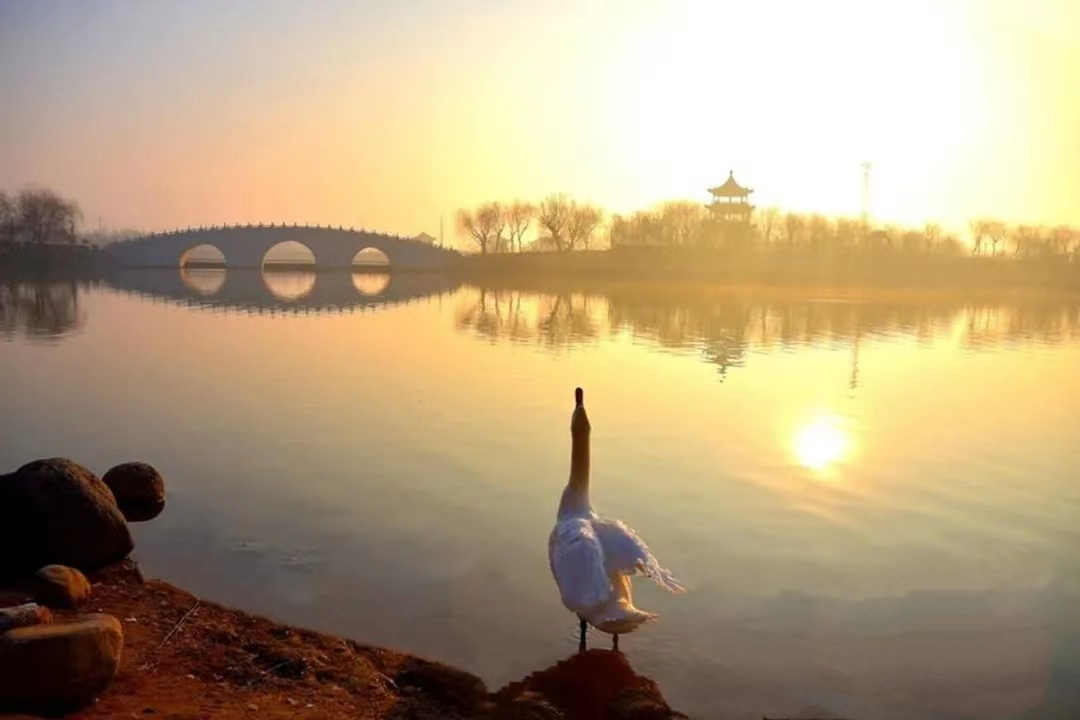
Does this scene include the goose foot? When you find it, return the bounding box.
[612,634,620,652]
[578,618,587,653]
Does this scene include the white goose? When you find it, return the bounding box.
[548,387,685,651]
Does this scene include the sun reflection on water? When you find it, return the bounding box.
[793,413,850,472]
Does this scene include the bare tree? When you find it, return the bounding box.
[457,202,505,255]
[1010,225,1041,257]
[969,219,989,255]
[900,230,925,255]
[0,192,13,245]
[985,220,1007,257]
[13,188,81,244]
[834,217,860,252]
[970,218,1007,256]
[938,233,964,256]
[878,225,900,251]
[567,202,604,251]
[805,214,833,253]
[1050,226,1075,257]
[755,206,782,246]
[537,194,573,252]
[609,214,629,248]
[923,223,942,254]
[657,201,706,247]
[503,201,535,253]
[610,210,659,248]
[781,212,806,248]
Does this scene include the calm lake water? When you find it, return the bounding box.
[2,269,1079,719]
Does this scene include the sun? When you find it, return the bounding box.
[793,414,850,471]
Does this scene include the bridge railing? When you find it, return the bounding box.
[116,224,460,253]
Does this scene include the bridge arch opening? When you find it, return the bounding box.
[262,241,316,300]
[352,273,390,296]
[180,244,225,268]
[352,247,390,270]
[262,241,315,270]
[179,245,227,295]
[263,271,316,301]
[180,267,226,296]
[352,247,390,296]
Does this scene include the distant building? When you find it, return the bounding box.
[413,232,437,245]
[707,171,755,247]
[707,171,754,224]
[607,170,758,250]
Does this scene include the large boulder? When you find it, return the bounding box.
[101,461,165,522]
[0,614,123,714]
[29,565,91,610]
[0,459,134,579]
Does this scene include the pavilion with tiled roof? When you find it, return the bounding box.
[707,170,754,225]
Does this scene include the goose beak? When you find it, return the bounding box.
[571,388,590,434]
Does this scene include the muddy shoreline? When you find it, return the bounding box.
[1,561,682,719]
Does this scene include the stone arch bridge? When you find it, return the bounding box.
[106,224,459,270]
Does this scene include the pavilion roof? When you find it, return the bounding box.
[708,171,753,198]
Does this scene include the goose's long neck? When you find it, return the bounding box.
[570,429,590,492]
[559,411,592,518]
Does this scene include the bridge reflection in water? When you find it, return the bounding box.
[105,267,460,313]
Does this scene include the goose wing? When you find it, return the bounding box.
[593,517,685,593]
[548,517,612,615]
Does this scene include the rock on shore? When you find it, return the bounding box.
[0,614,124,714]
[0,565,683,720]
[102,461,166,522]
[29,564,92,609]
[0,458,133,578]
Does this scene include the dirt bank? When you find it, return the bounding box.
[1,562,681,719]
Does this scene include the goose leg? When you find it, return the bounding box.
[612,634,620,652]
[578,618,587,653]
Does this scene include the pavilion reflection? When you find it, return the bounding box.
[454,283,1080,380]
[6,270,1079,354]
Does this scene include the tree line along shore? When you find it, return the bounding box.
[3,186,1078,293]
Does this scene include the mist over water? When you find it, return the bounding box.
[2,270,1079,719]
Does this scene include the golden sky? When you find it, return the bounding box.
[1,0,1077,240]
